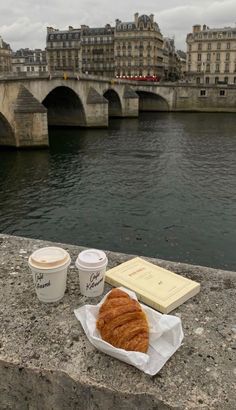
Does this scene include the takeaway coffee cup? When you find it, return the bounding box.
[28,247,71,303]
[75,249,108,297]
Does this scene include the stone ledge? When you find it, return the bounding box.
[0,234,235,410]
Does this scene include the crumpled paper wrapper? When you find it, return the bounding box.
[74,287,184,375]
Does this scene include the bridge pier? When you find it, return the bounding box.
[86,88,108,127]
[14,86,49,148]
[121,86,139,117]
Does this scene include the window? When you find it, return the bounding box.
[207,53,211,61]
[226,52,230,61]
[224,76,228,83]
[225,63,229,72]
[196,77,201,84]
[197,53,201,61]
[219,90,225,96]
[227,42,230,49]
[207,43,211,50]
[217,42,221,49]
[198,43,202,50]
[215,77,219,84]
[205,77,209,84]
[234,77,236,84]
[206,64,210,73]
[200,89,206,96]
[216,53,220,61]
[197,64,201,72]
[215,63,220,72]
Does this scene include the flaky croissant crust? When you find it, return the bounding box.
[96,288,149,353]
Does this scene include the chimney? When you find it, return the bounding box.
[150,14,154,23]
[68,26,74,31]
[134,12,139,26]
[203,24,207,31]
[193,24,201,33]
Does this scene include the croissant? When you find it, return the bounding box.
[96,288,149,353]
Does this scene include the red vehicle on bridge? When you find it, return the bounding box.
[116,75,160,82]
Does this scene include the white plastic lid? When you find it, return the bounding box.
[76,249,108,270]
[29,247,70,269]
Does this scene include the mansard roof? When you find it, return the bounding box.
[0,37,11,50]
[138,14,151,24]
[47,30,81,42]
[116,22,136,31]
[82,26,114,36]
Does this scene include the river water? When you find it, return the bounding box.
[0,112,236,270]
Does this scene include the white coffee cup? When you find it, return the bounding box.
[28,246,71,303]
[75,249,108,297]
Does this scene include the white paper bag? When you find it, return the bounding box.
[74,287,184,375]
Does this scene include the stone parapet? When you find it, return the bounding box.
[0,234,235,409]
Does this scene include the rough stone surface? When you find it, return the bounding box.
[87,87,108,104]
[0,233,235,409]
[14,85,47,113]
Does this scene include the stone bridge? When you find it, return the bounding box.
[1,73,236,148]
[0,73,174,147]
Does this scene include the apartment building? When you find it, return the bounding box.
[46,26,82,72]
[162,38,180,81]
[0,36,12,74]
[81,24,114,77]
[46,13,164,78]
[186,24,236,84]
[114,13,163,78]
[12,48,47,73]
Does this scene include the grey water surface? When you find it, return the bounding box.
[0,112,236,270]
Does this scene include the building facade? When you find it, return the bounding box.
[46,26,82,72]
[114,13,163,78]
[186,25,236,84]
[46,13,164,78]
[12,48,47,73]
[80,24,114,77]
[0,36,12,74]
[162,38,180,81]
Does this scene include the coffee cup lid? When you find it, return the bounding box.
[76,249,107,270]
[29,247,70,269]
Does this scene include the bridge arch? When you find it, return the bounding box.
[135,91,169,112]
[0,112,16,147]
[103,89,122,117]
[42,86,86,127]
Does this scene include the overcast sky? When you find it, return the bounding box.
[0,0,236,51]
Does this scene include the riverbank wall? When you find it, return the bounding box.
[174,83,236,112]
[0,233,235,409]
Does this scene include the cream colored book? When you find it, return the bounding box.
[105,257,200,313]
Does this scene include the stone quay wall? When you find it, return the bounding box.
[0,233,236,409]
[174,84,236,112]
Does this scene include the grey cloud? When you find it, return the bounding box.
[0,0,236,51]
